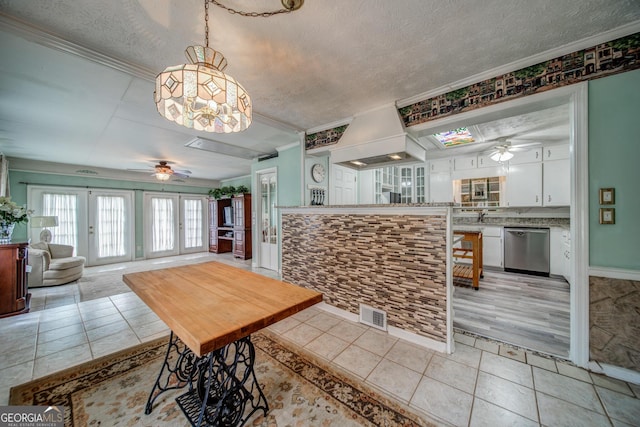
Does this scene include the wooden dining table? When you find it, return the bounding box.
[123,261,322,427]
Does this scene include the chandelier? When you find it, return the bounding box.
[154,0,303,133]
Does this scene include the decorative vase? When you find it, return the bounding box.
[0,223,15,244]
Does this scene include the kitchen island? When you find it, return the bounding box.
[280,204,455,353]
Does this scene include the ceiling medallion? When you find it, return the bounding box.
[154,0,304,133]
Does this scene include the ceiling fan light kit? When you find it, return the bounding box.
[490,150,514,162]
[154,0,303,134]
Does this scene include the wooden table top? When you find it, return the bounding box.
[123,261,322,356]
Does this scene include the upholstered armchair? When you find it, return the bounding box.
[28,242,85,288]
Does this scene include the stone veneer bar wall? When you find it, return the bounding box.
[281,210,449,343]
[589,276,640,372]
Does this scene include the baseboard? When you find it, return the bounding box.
[588,266,640,281]
[588,361,640,385]
[316,302,448,354]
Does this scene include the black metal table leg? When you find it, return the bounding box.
[175,335,269,426]
[144,332,199,415]
[146,333,268,426]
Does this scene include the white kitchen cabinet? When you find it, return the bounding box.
[505,162,542,207]
[477,154,501,168]
[429,158,451,173]
[550,227,571,283]
[508,148,542,165]
[429,172,453,202]
[454,156,477,170]
[482,226,503,268]
[550,227,565,276]
[543,144,570,161]
[562,229,571,284]
[453,225,503,268]
[543,159,570,206]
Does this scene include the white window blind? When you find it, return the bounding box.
[43,193,78,250]
[183,199,202,249]
[96,195,126,258]
[151,197,174,252]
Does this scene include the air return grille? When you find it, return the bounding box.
[359,304,387,331]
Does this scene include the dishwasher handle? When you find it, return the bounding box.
[505,228,550,235]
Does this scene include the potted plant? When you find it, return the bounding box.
[236,185,249,195]
[0,196,33,243]
[209,188,224,199]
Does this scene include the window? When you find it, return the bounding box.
[183,199,203,249]
[151,197,175,252]
[43,193,78,249]
[96,195,126,258]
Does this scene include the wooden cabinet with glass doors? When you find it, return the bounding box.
[232,194,252,259]
[208,195,252,259]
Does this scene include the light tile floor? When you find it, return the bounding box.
[1,253,639,426]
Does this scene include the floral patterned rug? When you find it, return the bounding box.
[10,330,436,426]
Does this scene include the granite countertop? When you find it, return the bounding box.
[453,217,570,228]
[278,203,455,209]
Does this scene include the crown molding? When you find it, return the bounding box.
[397,20,640,108]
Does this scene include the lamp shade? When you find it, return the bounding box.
[490,151,514,162]
[30,216,58,228]
[155,46,252,133]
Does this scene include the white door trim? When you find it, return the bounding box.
[403,83,590,367]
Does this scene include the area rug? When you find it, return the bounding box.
[10,330,435,427]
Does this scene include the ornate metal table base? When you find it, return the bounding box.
[145,333,268,426]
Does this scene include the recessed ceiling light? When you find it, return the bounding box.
[351,160,367,166]
[388,154,402,160]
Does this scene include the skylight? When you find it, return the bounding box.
[433,127,475,148]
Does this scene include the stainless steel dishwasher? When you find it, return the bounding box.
[504,227,550,276]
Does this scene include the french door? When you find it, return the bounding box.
[88,190,134,265]
[143,193,208,258]
[28,186,134,265]
[257,170,278,271]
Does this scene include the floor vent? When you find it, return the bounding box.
[359,304,387,331]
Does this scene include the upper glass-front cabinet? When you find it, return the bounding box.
[374,165,425,203]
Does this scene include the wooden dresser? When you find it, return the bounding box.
[0,242,30,318]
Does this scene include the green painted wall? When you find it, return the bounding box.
[220,175,251,192]
[8,170,210,257]
[251,144,302,207]
[588,69,640,269]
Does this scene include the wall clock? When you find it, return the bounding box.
[311,163,325,183]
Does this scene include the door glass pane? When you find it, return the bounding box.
[43,193,78,250]
[151,197,174,251]
[96,195,125,257]
[261,176,270,243]
[269,175,277,244]
[401,167,412,203]
[416,166,425,203]
[183,199,202,248]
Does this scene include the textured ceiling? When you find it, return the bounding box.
[0,0,639,181]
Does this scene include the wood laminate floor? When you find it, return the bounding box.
[453,269,570,358]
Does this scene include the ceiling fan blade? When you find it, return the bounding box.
[127,168,155,172]
[172,172,190,178]
[510,142,541,149]
[173,169,192,175]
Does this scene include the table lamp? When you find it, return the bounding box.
[30,216,59,243]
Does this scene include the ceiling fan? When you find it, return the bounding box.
[128,161,192,181]
[485,138,540,162]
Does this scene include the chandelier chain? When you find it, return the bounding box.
[208,0,300,17]
[204,0,209,47]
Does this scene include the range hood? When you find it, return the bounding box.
[329,104,425,170]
